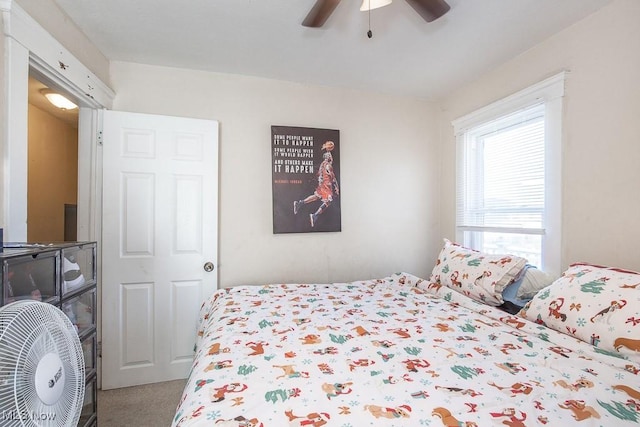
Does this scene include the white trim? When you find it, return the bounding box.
[452,71,566,136]
[542,93,563,277]
[77,108,104,389]
[2,0,113,240]
[2,37,29,240]
[2,1,114,108]
[77,108,102,242]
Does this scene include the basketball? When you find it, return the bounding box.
[322,141,335,151]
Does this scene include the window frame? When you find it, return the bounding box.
[451,72,565,276]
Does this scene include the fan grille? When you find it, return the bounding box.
[0,301,85,427]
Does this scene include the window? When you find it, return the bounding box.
[452,73,565,275]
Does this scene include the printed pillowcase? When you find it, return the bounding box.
[519,263,640,360]
[428,239,527,306]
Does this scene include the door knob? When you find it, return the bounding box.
[203,262,214,272]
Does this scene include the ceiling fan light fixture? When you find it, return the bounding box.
[40,88,78,110]
[360,0,392,12]
[302,0,449,28]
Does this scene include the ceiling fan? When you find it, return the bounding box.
[302,0,451,28]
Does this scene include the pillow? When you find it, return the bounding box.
[515,266,556,300]
[429,239,527,306]
[519,262,640,359]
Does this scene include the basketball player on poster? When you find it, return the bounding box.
[293,141,340,227]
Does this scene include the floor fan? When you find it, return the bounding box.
[0,300,85,426]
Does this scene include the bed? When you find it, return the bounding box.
[172,242,640,426]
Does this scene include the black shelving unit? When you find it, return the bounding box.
[1,241,98,427]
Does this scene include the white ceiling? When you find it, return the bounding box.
[52,0,612,100]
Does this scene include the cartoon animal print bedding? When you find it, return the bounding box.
[172,273,640,426]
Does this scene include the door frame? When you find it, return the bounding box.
[2,0,114,241]
[2,0,114,385]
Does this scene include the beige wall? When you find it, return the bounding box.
[438,0,640,272]
[110,62,441,286]
[27,104,78,241]
[7,0,639,282]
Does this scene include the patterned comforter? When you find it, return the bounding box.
[172,273,640,426]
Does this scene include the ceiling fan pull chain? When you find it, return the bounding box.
[367,1,373,38]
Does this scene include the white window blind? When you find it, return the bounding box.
[457,103,545,233]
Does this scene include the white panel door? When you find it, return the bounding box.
[101,110,218,389]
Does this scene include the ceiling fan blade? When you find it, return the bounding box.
[405,0,450,22]
[302,0,342,27]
